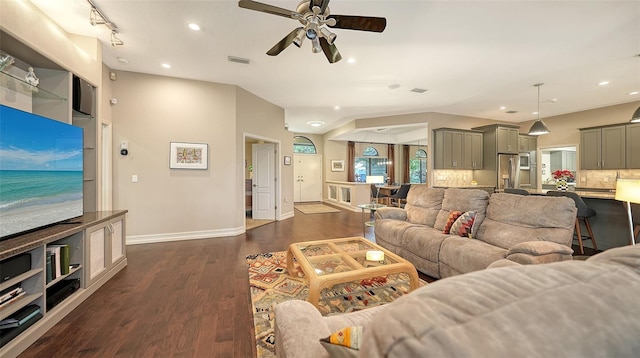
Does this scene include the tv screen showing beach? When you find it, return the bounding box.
[0,105,83,239]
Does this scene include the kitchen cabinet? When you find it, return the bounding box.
[497,127,519,154]
[550,151,576,172]
[434,129,483,169]
[626,123,640,169]
[518,135,537,152]
[463,132,483,169]
[580,125,626,169]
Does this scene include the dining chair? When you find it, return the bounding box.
[389,184,411,207]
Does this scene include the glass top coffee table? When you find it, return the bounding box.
[286,236,420,308]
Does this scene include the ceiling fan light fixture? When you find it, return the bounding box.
[306,28,318,40]
[311,37,322,53]
[293,28,306,47]
[320,27,337,45]
[527,83,550,136]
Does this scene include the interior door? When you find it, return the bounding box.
[294,154,322,202]
[252,143,276,220]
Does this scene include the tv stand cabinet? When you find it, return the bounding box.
[0,211,127,357]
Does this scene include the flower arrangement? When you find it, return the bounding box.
[552,169,574,180]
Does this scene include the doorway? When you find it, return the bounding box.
[294,154,322,202]
[244,135,279,230]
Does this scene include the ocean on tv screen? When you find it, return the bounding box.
[0,105,83,238]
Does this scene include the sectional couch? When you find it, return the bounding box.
[374,186,577,278]
[274,245,640,358]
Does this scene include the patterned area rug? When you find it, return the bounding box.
[294,204,341,214]
[246,251,416,358]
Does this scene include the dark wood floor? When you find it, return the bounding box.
[19,207,370,358]
[18,207,597,358]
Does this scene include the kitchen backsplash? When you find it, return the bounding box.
[433,169,640,190]
[578,170,640,189]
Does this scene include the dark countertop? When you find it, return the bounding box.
[0,210,128,259]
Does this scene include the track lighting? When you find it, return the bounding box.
[89,8,107,26]
[631,106,640,123]
[110,31,124,47]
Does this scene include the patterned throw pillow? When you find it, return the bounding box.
[450,211,477,238]
[319,326,362,358]
[443,210,464,234]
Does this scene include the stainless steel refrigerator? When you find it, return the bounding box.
[498,154,520,190]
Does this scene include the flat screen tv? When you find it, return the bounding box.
[0,105,83,240]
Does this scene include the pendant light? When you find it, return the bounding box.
[631,106,640,123]
[527,83,550,136]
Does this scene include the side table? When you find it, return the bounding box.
[357,203,386,236]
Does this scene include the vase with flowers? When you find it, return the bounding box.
[552,169,574,191]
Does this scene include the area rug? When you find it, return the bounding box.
[246,218,274,230]
[246,251,417,358]
[294,204,341,214]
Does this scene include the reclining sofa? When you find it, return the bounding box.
[274,245,640,357]
[374,186,577,278]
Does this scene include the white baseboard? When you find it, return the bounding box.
[127,227,244,245]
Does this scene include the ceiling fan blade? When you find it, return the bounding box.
[267,27,303,56]
[327,15,387,32]
[319,37,342,63]
[238,0,298,19]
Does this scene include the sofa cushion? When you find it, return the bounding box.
[404,186,445,226]
[475,193,576,249]
[438,236,507,277]
[360,245,640,358]
[433,188,489,238]
[374,220,416,256]
[402,226,450,278]
[449,210,476,237]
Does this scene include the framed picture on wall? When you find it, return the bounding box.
[169,142,208,169]
[284,156,292,165]
[331,160,345,172]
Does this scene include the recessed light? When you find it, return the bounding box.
[532,111,539,115]
[597,81,610,86]
[116,57,129,64]
[388,84,400,90]
[410,88,428,93]
[347,58,356,64]
[499,106,506,110]
[307,121,325,127]
[334,106,341,110]
[161,63,171,69]
[187,23,201,31]
[629,91,640,95]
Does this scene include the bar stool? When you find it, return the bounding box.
[547,191,598,254]
[504,188,530,195]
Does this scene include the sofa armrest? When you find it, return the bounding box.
[274,300,332,358]
[505,241,574,265]
[374,207,407,221]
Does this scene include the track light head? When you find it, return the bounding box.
[110,30,124,47]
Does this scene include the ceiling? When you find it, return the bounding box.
[29,0,640,143]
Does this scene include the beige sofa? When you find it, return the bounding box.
[375,186,577,278]
[274,245,640,358]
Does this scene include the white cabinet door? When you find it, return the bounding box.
[294,154,322,202]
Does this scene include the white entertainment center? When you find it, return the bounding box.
[0,21,127,357]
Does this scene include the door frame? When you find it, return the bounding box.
[243,133,281,222]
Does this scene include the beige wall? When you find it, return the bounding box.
[112,71,238,239]
[236,87,293,217]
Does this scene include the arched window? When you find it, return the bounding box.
[293,136,317,154]
[354,146,387,182]
[363,146,378,156]
[409,149,427,183]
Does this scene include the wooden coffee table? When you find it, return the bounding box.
[285,236,420,308]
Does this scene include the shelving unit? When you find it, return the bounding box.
[0,211,127,357]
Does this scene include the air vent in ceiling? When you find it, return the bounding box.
[228,56,251,64]
[506,110,518,114]
[410,88,428,93]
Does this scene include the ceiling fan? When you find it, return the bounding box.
[238,0,387,63]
